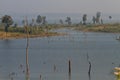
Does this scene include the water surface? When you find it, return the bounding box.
[0,29,120,80]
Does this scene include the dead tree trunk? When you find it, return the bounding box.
[88,61,91,80]
[68,60,71,80]
[25,17,30,80]
[86,53,92,80]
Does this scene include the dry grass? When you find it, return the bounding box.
[75,24,120,33]
[0,31,25,39]
[0,31,64,39]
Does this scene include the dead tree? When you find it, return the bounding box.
[25,17,30,80]
[68,60,71,80]
[86,53,92,80]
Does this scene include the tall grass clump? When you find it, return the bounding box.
[114,67,120,80]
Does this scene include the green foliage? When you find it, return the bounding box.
[82,14,87,25]
[96,12,101,18]
[36,15,42,25]
[8,27,25,33]
[92,16,96,24]
[8,26,45,34]
[59,19,63,24]
[96,12,101,24]
[31,26,44,34]
[36,15,47,26]
[42,16,47,25]
[65,17,72,25]
[109,16,112,19]
[2,15,13,25]
[1,15,13,32]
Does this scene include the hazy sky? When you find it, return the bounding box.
[0,0,120,14]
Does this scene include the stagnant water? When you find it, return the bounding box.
[0,29,120,80]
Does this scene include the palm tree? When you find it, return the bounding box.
[109,16,112,20]
[36,15,42,31]
[92,16,96,24]
[36,15,42,26]
[59,19,63,25]
[82,14,87,25]
[1,15,13,32]
[31,18,35,27]
[42,16,47,25]
[108,16,112,23]
[22,20,25,26]
[1,15,13,38]
[96,12,101,24]
[14,23,18,27]
[101,18,103,24]
[65,17,71,25]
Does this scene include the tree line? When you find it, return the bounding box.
[0,12,113,32]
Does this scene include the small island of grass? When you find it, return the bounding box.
[0,25,63,39]
[1,23,120,40]
[74,23,120,33]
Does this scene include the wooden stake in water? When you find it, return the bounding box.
[86,53,91,80]
[54,64,56,72]
[40,75,42,80]
[68,60,71,80]
[69,60,71,75]
[88,61,91,80]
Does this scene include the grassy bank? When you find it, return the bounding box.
[1,23,120,39]
[74,23,120,33]
[0,31,61,39]
[0,25,63,39]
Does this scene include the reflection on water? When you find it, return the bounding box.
[0,29,120,80]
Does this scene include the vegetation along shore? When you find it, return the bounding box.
[0,15,64,39]
[1,12,120,40]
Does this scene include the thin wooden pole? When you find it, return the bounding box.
[88,61,91,80]
[54,64,56,72]
[25,16,30,80]
[86,53,91,80]
[40,75,42,80]
[68,60,71,75]
[68,60,71,80]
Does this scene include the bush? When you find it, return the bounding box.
[8,27,25,33]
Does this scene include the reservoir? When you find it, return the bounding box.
[0,29,120,80]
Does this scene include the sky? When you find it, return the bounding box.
[0,0,120,14]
